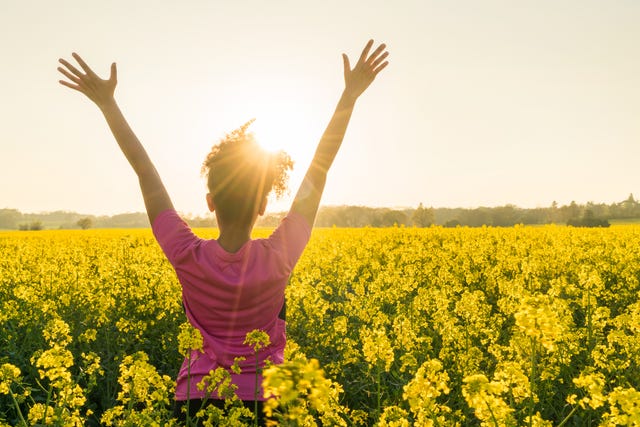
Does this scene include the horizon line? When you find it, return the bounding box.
[4,196,637,217]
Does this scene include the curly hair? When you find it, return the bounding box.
[201,120,293,224]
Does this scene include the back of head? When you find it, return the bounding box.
[202,120,293,225]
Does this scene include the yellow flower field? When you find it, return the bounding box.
[1,225,639,426]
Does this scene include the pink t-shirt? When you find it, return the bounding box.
[152,209,311,401]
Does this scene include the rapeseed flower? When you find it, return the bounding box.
[0,363,20,395]
[601,386,640,426]
[572,371,606,410]
[178,321,204,356]
[361,327,394,372]
[403,359,451,426]
[244,329,271,352]
[377,406,410,427]
[462,374,515,427]
[514,295,566,352]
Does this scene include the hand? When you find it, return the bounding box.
[58,53,117,108]
[342,40,389,101]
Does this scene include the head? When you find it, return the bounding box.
[201,120,293,227]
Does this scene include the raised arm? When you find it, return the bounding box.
[291,40,389,226]
[57,53,173,224]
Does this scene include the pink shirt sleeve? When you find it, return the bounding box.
[264,211,312,276]
[151,209,200,265]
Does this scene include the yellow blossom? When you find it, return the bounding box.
[514,295,565,352]
[177,321,204,356]
[43,318,72,347]
[244,329,271,352]
[377,406,410,427]
[28,403,55,425]
[462,374,515,427]
[0,363,21,395]
[78,328,98,343]
[361,327,394,372]
[403,359,451,425]
[573,371,606,410]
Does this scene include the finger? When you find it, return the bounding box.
[370,51,389,69]
[367,43,387,64]
[58,58,86,79]
[342,53,351,74]
[357,39,374,65]
[109,62,117,83]
[372,60,389,76]
[342,53,351,84]
[58,79,82,92]
[72,52,96,76]
[57,66,82,85]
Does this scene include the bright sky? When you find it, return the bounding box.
[2,0,639,216]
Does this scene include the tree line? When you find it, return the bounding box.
[0,210,151,230]
[258,194,637,228]
[1,194,638,230]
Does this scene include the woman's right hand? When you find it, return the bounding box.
[342,40,389,101]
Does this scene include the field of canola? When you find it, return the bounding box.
[1,225,639,426]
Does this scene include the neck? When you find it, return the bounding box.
[217,223,253,253]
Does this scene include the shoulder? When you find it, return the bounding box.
[152,209,201,262]
[258,210,312,273]
[152,208,183,229]
[268,211,311,244]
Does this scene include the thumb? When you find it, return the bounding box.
[110,62,118,84]
[342,53,350,81]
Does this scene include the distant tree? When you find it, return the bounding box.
[521,208,548,225]
[341,206,367,227]
[412,203,435,227]
[316,206,343,227]
[314,205,383,227]
[256,213,283,227]
[491,205,520,227]
[96,212,149,228]
[562,201,582,223]
[184,213,216,228]
[380,210,408,227]
[547,201,561,223]
[567,209,610,228]
[459,208,491,227]
[570,200,580,214]
[585,201,609,220]
[444,219,461,228]
[77,217,93,230]
[0,209,22,229]
[28,221,43,231]
[619,193,639,218]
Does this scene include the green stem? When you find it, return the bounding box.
[127,377,134,413]
[41,385,53,426]
[327,391,355,427]
[556,404,579,427]
[528,336,537,427]
[376,364,381,418]
[586,288,593,357]
[9,388,28,427]
[254,349,259,427]
[186,351,192,427]
[426,408,442,427]
[482,395,499,427]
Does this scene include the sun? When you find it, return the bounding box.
[236,100,320,210]
[249,98,323,169]
[249,109,317,160]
